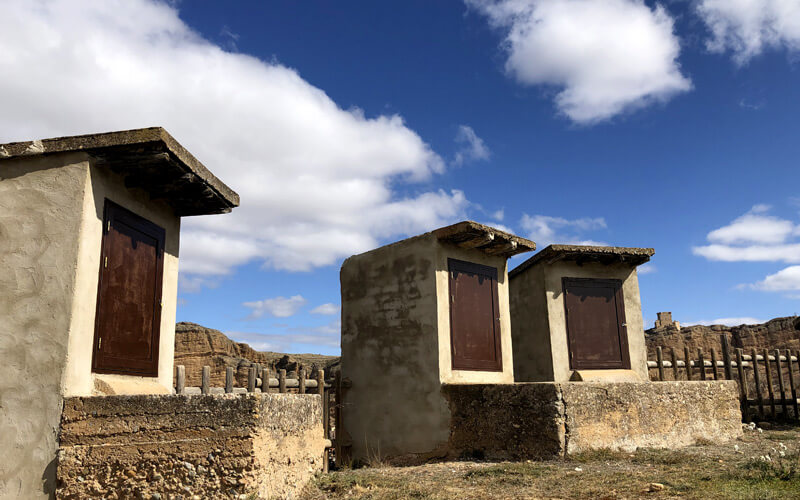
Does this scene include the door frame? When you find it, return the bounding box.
[91,199,165,377]
[562,277,630,370]
[448,258,503,372]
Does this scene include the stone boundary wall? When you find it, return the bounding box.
[443,381,742,461]
[57,393,325,499]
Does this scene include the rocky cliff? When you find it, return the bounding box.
[645,316,800,359]
[173,322,339,387]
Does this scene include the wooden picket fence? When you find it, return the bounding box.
[174,364,342,471]
[647,336,800,423]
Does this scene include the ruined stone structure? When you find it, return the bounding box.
[340,221,536,464]
[0,128,238,499]
[654,311,681,330]
[509,245,654,383]
[56,393,326,499]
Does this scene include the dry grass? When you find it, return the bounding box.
[302,426,800,499]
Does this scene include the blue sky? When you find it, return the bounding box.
[2,1,799,355]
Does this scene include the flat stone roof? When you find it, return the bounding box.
[433,221,536,258]
[509,244,654,278]
[0,127,239,216]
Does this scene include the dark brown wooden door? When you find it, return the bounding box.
[448,259,502,372]
[563,278,630,370]
[92,200,165,376]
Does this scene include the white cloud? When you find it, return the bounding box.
[453,125,490,166]
[243,295,307,319]
[491,208,505,221]
[749,265,800,291]
[693,205,800,262]
[227,317,341,353]
[685,317,765,327]
[696,0,800,64]
[520,214,607,247]
[310,303,340,315]
[638,264,657,275]
[466,0,692,123]
[0,0,469,284]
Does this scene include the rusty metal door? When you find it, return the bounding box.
[448,258,502,372]
[92,200,165,376]
[563,278,630,370]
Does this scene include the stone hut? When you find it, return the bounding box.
[0,128,238,499]
[339,221,536,463]
[509,245,654,383]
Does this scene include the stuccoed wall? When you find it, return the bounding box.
[56,393,325,499]
[443,381,742,460]
[543,261,648,382]
[340,234,450,463]
[0,153,91,499]
[509,263,553,382]
[61,162,181,397]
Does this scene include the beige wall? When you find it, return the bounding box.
[0,154,181,499]
[510,261,648,383]
[510,264,554,382]
[62,162,180,397]
[341,234,516,462]
[544,262,648,382]
[435,243,514,384]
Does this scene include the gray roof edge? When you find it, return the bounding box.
[509,244,655,279]
[0,127,239,209]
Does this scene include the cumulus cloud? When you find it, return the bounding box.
[749,266,800,292]
[243,295,307,319]
[0,0,469,285]
[452,125,490,166]
[693,205,800,262]
[228,317,341,353]
[466,0,692,123]
[684,317,765,327]
[520,214,607,247]
[696,0,800,64]
[637,264,657,275]
[310,303,340,315]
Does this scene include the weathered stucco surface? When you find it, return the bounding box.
[510,260,648,382]
[443,381,742,460]
[0,154,91,499]
[0,153,182,498]
[57,393,325,499]
[341,234,450,463]
[341,231,518,463]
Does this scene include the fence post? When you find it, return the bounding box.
[721,335,733,381]
[698,349,707,381]
[684,347,693,380]
[764,348,776,418]
[656,347,664,381]
[299,368,306,394]
[201,366,210,395]
[248,366,256,393]
[279,369,287,393]
[317,369,329,473]
[775,349,788,420]
[671,349,679,380]
[176,365,186,395]
[787,349,799,421]
[710,348,720,380]
[261,367,270,393]
[736,349,750,422]
[334,371,342,470]
[225,367,234,393]
[751,348,765,420]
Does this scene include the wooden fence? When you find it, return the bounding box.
[647,336,800,423]
[174,364,341,471]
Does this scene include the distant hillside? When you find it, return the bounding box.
[174,322,339,387]
[645,316,800,359]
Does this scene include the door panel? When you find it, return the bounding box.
[92,200,165,376]
[563,278,630,370]
[448,259,502,372]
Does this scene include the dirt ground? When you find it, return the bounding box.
[302,424,800,499]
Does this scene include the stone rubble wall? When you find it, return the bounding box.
[442,381,742,461]
[56,393,325,499]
